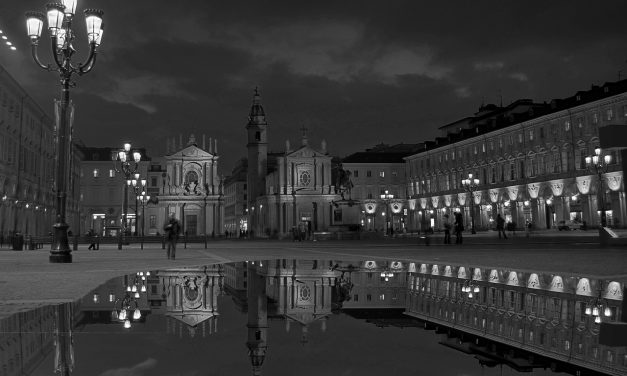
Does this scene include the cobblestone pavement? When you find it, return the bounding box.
[0,232,625,316]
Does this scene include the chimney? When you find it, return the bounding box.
[285,139,291,153]
[209,137,213,154]
[179,134,183,150]
[214,139,218,155]
[202,134,206,150]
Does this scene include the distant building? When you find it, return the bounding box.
[405,80,627,232]
[0,64,58,238]
[224,158,248,237]
[341,143,423,233]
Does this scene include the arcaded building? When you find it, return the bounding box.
[405,80,626,232]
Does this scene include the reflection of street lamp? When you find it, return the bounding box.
[26,0,105,263]
[585,147,612,227]
[112,143,141,249]
[461,279,480,299]
[137,192,150,250]
[585,281,613,324]
[380,190,394,235]
[462,174,480,234]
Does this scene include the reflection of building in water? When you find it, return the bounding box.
[334,260,407,309]
[223,261,249,312]
[157,266,223,338]
[261,259,338,343]
[405,263,626,375]
[0,302,80,376]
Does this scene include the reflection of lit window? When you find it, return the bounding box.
[379,171,385,177]
[109,169,115,178]
[93,169,99,178]
[379,294,385,301]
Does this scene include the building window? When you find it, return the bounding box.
[109,169,115,178]
[392,170,397,177]
[529,129,534,141]
[518,133,523,143]
[93,169,99,178]
[592,113,598,124]
[379,171,385,178]
[366,170,372,177]
[149,215,156,228]
[565,120,570,131]
[353,170,359,178]
[353,294,359,302]
[151,177,157,186]
[366,294,372,302]
[379,294,385,301]
[606,108,613,121]
[255,131,260,141]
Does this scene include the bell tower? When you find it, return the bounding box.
[246,88,268,231]
[246,263,268,376]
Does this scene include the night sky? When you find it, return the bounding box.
[1,1,627,173]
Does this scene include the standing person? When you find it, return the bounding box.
[454,212,464,244]
[443,214,452,244]
[496,214,507,239]
[163,212,181,260]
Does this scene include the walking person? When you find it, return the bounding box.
[496,214,507,239]
[163,212,181,260]
[87,229,97,250]
[443,214,452,244]
[454,211,464,244]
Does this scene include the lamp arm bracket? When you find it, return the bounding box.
[50,37,65,71]
[78,44,98,75]
[30,43,52,71]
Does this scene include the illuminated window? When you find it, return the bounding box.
[93,169,99,178]
[565,120,570,131]
[606,108,613,121]
[109,169,115,178]
[379,171,385,178]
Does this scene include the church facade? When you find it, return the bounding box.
[245,89,341,238]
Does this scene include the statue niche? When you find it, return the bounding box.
[184,170,202,196]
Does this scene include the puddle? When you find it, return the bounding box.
[2,259,624,376]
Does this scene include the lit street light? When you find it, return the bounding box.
[380,190,394,236]
[26,0,104,263]
[112,143,141,249]
[137,191,150,249]
[585,147,612,228]
[462,173,480,234]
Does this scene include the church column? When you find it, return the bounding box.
[212,159,218,195]
[536,198,547,229]
[209,160,214,195]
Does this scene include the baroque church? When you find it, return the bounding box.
[246,89,341,238]
[147,134,223,237]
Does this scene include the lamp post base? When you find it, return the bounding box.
[49,252,73,263]
[50,222,72,263]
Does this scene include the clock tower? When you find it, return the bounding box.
[246,88,268,233]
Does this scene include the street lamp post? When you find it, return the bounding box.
[112,143,141,249]
[137,191,150,250]
[130,176,146,236]
[380,190,394,236]
[26,0,104,263]
[585,147,612,228]
[462,173,480,234]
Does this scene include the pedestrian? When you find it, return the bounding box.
[454,212,464,244]
[163,212,181,260]
[496,214,507,239]
[87,229,97,250]
[526,220,532,238]
[443,214,451,244]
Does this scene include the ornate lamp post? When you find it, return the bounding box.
[26,0,104,263]
[462,173,480,234]
[130,176,146,236]
[137,191,150,249]
[112,143,141,249]
[585,147,612,228]
[380,190,394,235]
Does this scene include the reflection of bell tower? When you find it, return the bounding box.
[246,262,268,376]
[246,88,268,231]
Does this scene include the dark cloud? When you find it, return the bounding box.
[2,0,627,172]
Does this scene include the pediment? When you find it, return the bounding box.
[286,146,328,159]
[166,312,216,327]
[168,145,215,159]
